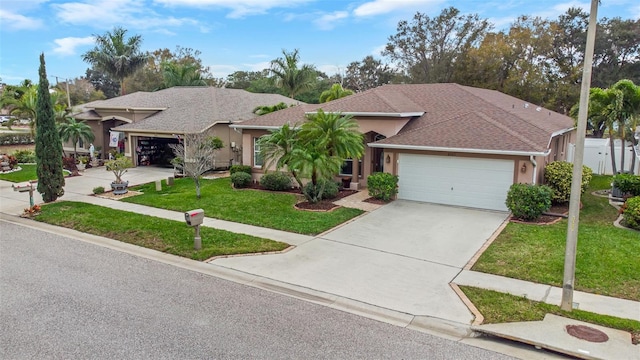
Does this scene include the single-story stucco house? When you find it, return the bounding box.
[232,83,576,211]
[68,86,299,168]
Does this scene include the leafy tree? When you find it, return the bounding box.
[611,79,640,172]
[169,133,223,199]
[253,102,290,115]
[319,83,354,103]
[269,49,317,99]
[35,53,65,202]
[85,67,120,98]
[58,118,95,158]
[344,55,400,92]
[6,86,66,134]
[82,26,149,95]
[383,7,491,83]
[593,17,640,88]
[63,78,106,105]
[226,70,267,89]
[257,124,304,189]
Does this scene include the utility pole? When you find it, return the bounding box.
[53,76,72,109]
[561,0,598,311]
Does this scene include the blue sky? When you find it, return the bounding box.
[0,0,638,86]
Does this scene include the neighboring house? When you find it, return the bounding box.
[68,86,300,168]
[232,83,576,211]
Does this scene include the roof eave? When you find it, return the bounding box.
[304,111,425,118]
[230,124,284,130]
[367,143,550,157]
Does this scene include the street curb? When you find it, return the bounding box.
[1,213,475,342]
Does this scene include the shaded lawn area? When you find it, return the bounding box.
[460,286,640,343]
[124,177,364,235]
[35,201,289,261]
[472,175,640,301]
[0,164,37,182]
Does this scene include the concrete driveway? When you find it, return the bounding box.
[212,200,509,325]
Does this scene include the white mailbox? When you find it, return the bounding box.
[185,209,204,226]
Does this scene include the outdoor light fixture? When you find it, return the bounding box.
[386,154,391,163]
[520,163,527,173]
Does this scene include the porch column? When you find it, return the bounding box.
[351,157,360,190]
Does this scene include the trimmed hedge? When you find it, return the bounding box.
[260,171,292,191]
[367,172,398,201]
[622,196,640,230]
[544,161,592,203]
[229,165,252,175]
[505,183,554,220]
[230,171,252,188]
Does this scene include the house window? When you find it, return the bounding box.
[253,137,263,168]
[340,159,362,176]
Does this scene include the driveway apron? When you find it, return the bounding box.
[212,200,509,325]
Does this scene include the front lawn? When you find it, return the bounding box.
[35,201,289,260]
[472,175,640,301]
[460,286,640,342]
[0,164,37,182]
[123,177,363,235]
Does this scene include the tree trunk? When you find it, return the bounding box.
[620,137,626,173]
[608,129,618,174]
[194,177,201,199]
[291,169,304,189]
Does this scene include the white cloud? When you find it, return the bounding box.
[241,61,271,72]
[353,0,445,17]
[52,36,96,56]
[531,1,590,19]
[153,0,314,18]
[52,0,202,32]
[0,9,44,30]
[313,11,348,30]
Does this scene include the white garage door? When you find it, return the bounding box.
[398,154,514,211]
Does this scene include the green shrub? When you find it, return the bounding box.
[544,161,592,203]
[367,172,398,201]
[622,196,640,230]
[260,171,292,191]
[505,183,554,220]
[93,186,105,194]
[229,165,252,175]
[230,172,252,188]
[11,149,36,163]
[303,179,339,200]
[612,173,640,196]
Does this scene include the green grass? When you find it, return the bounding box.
[460,286,640,341]
[123,177,363,235]
[0,164,37,182]
[35,201,289,260]
[473,175,640,301]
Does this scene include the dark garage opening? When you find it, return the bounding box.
[137,137,180,167]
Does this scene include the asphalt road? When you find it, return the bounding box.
[0,221,516,360]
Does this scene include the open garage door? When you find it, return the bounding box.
[398,154,514,211]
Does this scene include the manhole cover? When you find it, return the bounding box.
[566,325,609,342]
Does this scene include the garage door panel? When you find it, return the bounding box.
[398,154,513,211]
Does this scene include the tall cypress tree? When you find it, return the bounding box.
[35,53,65,202]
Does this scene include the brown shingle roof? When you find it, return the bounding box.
[236,83,574,154]
[74,87,300,133]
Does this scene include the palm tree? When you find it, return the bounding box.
[160,62,207,89]
[586,87,622,174]
[6,86,66,134]
[611,79,640,173]
[319,83,354,103]
[300,110,364,159]
[253,102,290,116]
[58,118,95,158]
[293,110,365,203]
[269,49,317,99]
[257,124,304,189]
[82,27,149,95]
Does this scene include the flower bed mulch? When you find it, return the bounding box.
[363,197,393,205]
[243,182,358,211]
[510,203,571,225]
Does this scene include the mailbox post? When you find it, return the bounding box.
[185,209,204,250]
[12,182,35,207]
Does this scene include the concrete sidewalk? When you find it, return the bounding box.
[1,166,638,359]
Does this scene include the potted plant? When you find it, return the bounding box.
[76,156,89,170]
[105,156,133,194]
